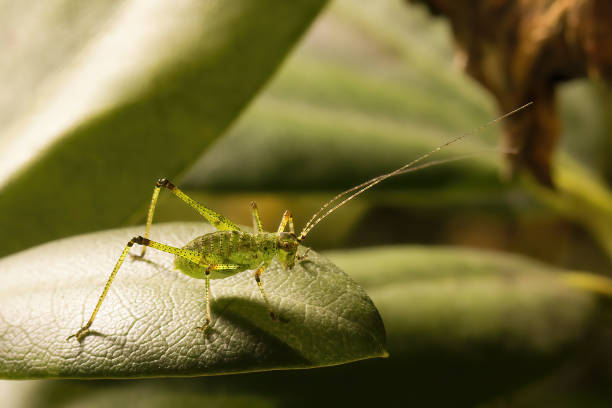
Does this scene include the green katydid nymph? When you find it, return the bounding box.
[67,103,532,342]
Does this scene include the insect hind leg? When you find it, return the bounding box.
[67,235,237,342]
[67,236,147,342]
[137,178,241,257]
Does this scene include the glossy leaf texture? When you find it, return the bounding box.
[0,223,386,379]
[0,0,327,257]
[0,245,606,406]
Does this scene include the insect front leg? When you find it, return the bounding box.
[297,248,311,261]
[254,262,279,321]
[137,178,241,257]
[277,210,295,234]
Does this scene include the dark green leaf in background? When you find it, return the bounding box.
[0,0,328,257]
[179,0,612,263]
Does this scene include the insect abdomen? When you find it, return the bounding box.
[175,230,277,279]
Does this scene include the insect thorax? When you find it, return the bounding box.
[174,230,278,279]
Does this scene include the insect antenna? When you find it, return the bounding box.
[297,102,532,241]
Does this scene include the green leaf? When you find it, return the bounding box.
[529,158,612,257]
[0,223,386,379]
[326,246,597,354]
[182,0,499,193]
[0,0,327,257]
[0,246,604,406]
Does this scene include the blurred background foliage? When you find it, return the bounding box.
[168,1,612,273]
[1,0,612,406]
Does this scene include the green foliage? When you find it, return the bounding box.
[0,223,386,379]
[180,0,612,263]
[0,244,605,406]
[1,0,611,406]
[0,0,327,257]
[329,246,596,354]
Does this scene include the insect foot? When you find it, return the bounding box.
[129,252,145,261]
[196,318,211,332]
[129,236,150,261]
[297,248,311,261]
[271,311,290,324]
[66,324,91,342]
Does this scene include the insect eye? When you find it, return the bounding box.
[281,242,291,250]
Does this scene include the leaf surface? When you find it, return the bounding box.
[0,245,603,406]
[0,223,386,379]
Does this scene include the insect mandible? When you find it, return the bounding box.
[67,103,532,342]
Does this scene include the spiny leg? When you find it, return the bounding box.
[277,210,295,234]
[254,262,278,320]
[67,237,137,341]
[134,237,239,331]
[196,265,216,332]
[195,263,240,332]
[250,201,263,234]
[138,178,241,257]
[67,236,237,341]
[197,267,213,331]
[137,179,162,257]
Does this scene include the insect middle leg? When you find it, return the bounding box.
[67,235,237,341]
[137,178,241,257]
[196,263,238,332]
[250,201,264,234]
[253,262,279,320]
